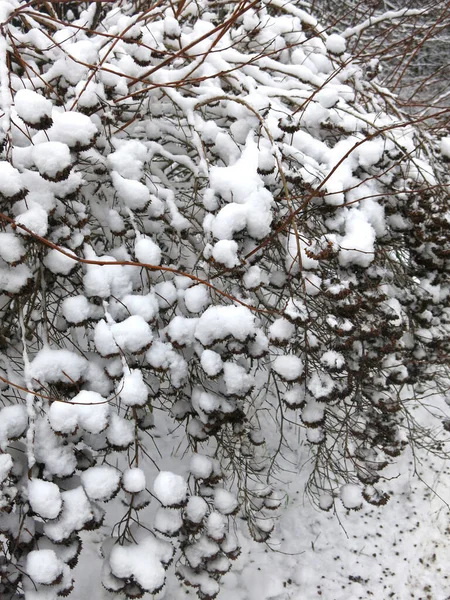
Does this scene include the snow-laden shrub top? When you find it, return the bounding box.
[0,0,448,598]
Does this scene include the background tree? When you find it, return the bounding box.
[0,1,448,598]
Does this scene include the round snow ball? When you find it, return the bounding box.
[185,495,208,523]
[15,89,52,124]
[74,390,109,434]
[200,349,223,377]
[26,549,63,585]
[123,467,146,493]
[243,265,261,290]
[119,369,148,407]
[135,236,162,266]
[48,401,78,434]
[28,479,62,519]
[153,471,187,507]
[440,137,450,159]
[214,488,238,515]
[81,465,121,501]
[51,111,98,148]
[32,141,72,179]
[62,295,91,323]
[207,511,227,540]
[43,247,77,275]
[0,404,28,442]
[0,232,26,264]
[316,88,339,109]
[155,507,183,535]
[319,493,334,511]
[339,483,363,510]
[184,285,210,313]
[272,355,303,381]
[189,454,213,480]
[212,239,240,268]
[326,34,346,55]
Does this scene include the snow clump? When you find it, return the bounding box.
[26,549,63,585]
[28,479,62,519]
[153,471,188,507]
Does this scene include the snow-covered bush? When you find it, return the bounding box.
[0,0,448,598]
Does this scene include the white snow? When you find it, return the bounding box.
[0,404,28,449]
[200,349,223,377]
[284,298,308,323]
[111,315,153,353]
[316,87,339,108]
[268,318,295,343]
[153,471,187,507]
[243,265,262,289]
[190,454,213,480]
[0,453,12,482]
[155,507,183,535]
[177,565,220,597]
[339,209,376,267]
[223,362,254,396]
[339,483,363,510]
[14,89,52,125]
[114,293,159,322]
[44,487,93,543]
[195,305,256,346]
[167,316,198,347]
[301,398,326,426]
[106,413,134,448]
[0,161,24,197]
[184,535,220,568]
[185,495,208,523]
[14,203,48,237]
[94,320,119,357]
[83,253,132,299]
[28,479,62,519]
[440,136,450,158]
[1,4,448,600]
[81,465,121,501]
[184,285,210,313]
[48,111,98,149]
[26,549,63,585]
[153,281,177,309]
[212,239,240,268]
[206,511,227,541]
[27,348,87,386]
[0,263,31,294]
[307,371,335,400]
[214,488,238,515]
[283,384,307,408]
[43,247,77,275]
[326,33,346,54]
[320,350,345,370]
[32,141,72,179]
[111,171,150,210]
[62,295,92,324]
[73,390,109,434]
[34,417,77,478]
[109,534,173,593]
[122,468,146,493]
[209,138,273,241]
[119,369,148,407]
[134,236,162,265]
[272,355,303,381]
[0,232,26,264]
[47,400,79,434]
[107,140,147,179]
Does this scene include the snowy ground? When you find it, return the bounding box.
[72,396,450,600]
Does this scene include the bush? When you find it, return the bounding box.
[0,0,448,598]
